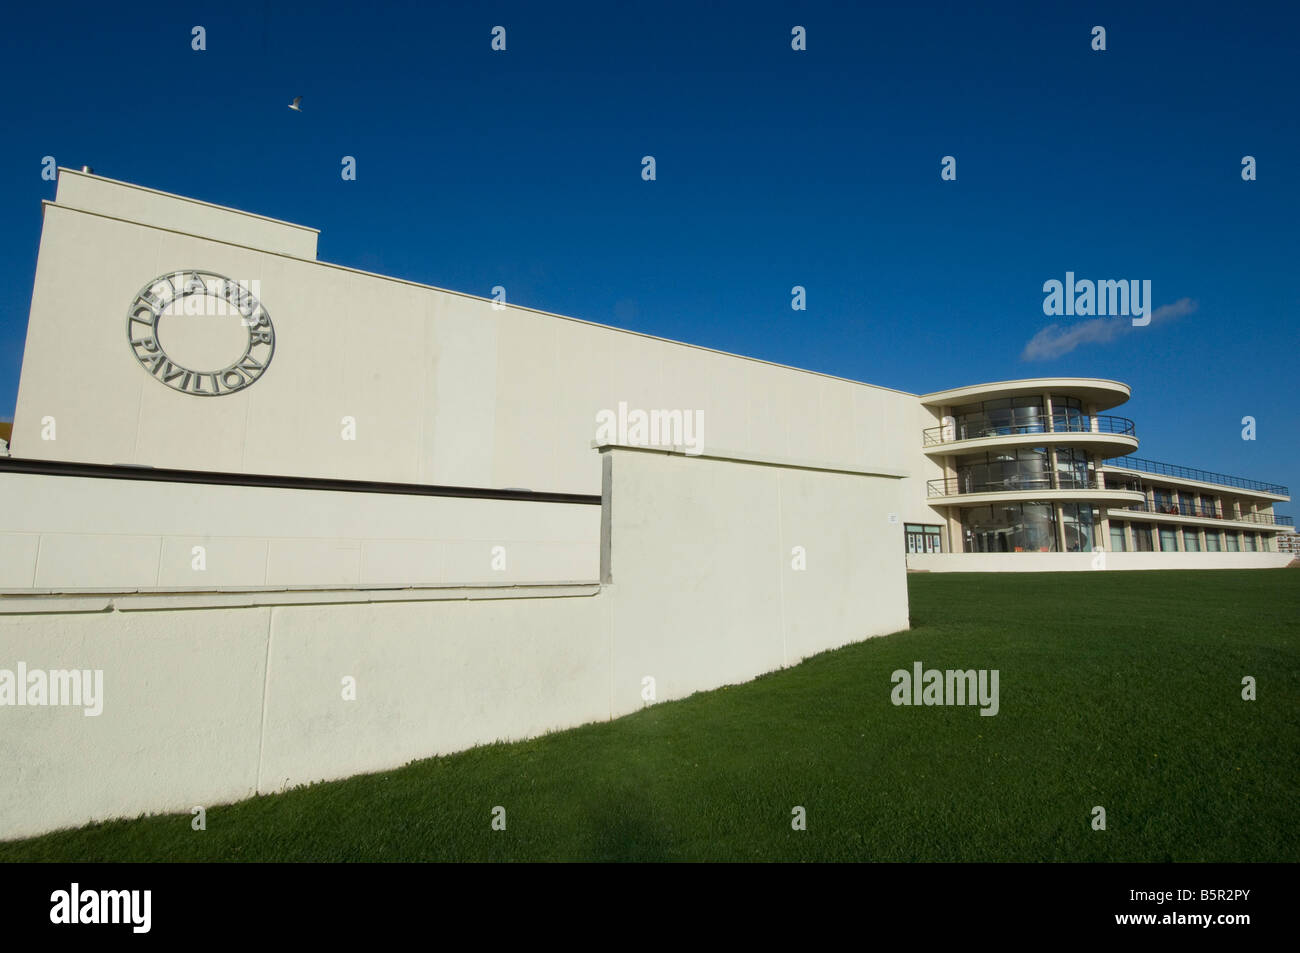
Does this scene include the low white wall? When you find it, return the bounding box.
[0,586,607,840]
[907,551,1295,572]
[0,447,909,839]
[0,471,600,591]
[602,445,909,714]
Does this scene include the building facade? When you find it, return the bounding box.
[915,380,1292,561]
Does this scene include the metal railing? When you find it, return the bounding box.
[1103,457,1288,496]
[927,474,1112,498]
[1119,502,1294,526]
[923,413,1136,447]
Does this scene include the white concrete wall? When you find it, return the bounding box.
[0,586,608,840]
[602,446,910,714]
[907,551,1295,572]
[10,170,946,528]
[0,471,600,591]
[0,447,910,840]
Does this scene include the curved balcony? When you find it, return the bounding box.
[926,473,1146,507]
[922,412,1138,458]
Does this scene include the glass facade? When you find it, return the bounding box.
[962,502,1057,552]
[955,447,1052,494]
[960,502,1098,552]
[950,396,1044,439]
[947,395,1090,440]
[954,446,1096,494]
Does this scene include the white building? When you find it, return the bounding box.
[4,170,1290,577]
[0,169,1291,839]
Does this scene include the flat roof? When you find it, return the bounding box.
[920,378,1131,412]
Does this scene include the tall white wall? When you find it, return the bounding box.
[10,171,945,526]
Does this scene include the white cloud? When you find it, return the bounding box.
[1021,298,1197,361]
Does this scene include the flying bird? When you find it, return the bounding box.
[288,96,302,111]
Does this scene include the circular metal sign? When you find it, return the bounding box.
[126,270,275,396]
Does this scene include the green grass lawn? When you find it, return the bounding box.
[3,569,1297,862]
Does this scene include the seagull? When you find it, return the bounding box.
[288,96,302,111]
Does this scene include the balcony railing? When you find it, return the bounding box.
[923,413,1136,447]
[1118,502,1294,526]
[927,473,1116,498]
[1103,457,1288,496]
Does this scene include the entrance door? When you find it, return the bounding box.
[905,524,943,554]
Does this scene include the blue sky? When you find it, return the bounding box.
[0,1,1295,511]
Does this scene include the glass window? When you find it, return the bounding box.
[1050,395,1086,433]
[1060,503,1096,552]
[956,447,1052,494]
[1245,534,1257,552]
[1131,522,1154,551]
[1183,528,1201,552]
[1159,526,1179,551]
[1110,524,1127,552]
[1054,447,1094,490]
[1205,531,1221,552]
[952,397,1047,439]
[1226,533,1240,552]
